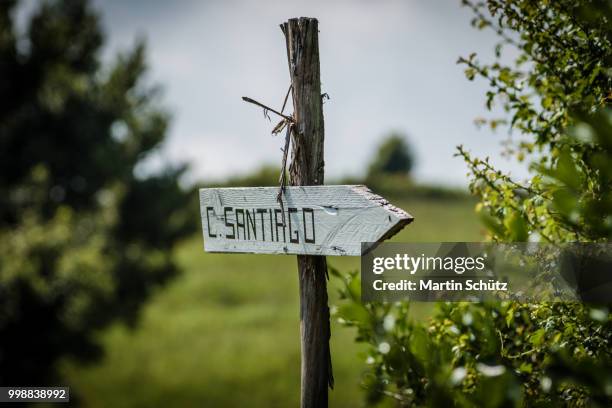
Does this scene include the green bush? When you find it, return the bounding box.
[334,1,612,406]
[333,266,611,407]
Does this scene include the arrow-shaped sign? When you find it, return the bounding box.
[199,185,413,256]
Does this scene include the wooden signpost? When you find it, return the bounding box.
[199,17,413,408]
[200,185,412,256]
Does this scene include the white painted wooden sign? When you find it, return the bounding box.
[199,185,413,256]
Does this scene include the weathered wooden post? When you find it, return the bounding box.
[199,17,413,408]
[280,17,331,407]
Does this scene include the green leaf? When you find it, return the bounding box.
[529,328,546,347]
[503,211,528,242]
[337,303,369,326]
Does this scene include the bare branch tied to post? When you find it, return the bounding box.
[277,121,292,207]
[242,86,294,221]
[241,96,293,122]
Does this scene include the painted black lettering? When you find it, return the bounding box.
[257,209,267,241]
[274,208,286,242]
[303,208,315,243]
[206,207,217,238]
[288,207,299,243]
[269,209,274,241]
[246,209,256,240]
[235,209,245,239]
[224,207,235,239]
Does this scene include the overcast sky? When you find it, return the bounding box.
[22,0,530,186]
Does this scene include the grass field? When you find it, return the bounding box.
[60,196,484,407]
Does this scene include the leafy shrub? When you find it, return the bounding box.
[332,268,611,407]
[334,1,612,406]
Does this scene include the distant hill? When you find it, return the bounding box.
[197,165,472,201]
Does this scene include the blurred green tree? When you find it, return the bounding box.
[367,133,415,178]
[0,0,194,385]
